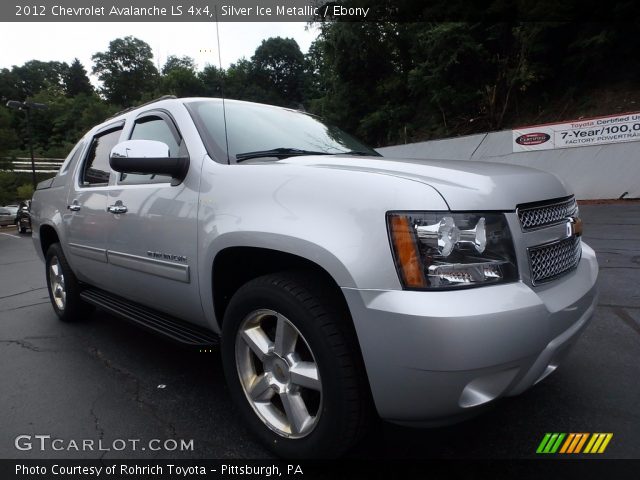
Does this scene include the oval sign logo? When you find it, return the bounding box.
[516,132,550,146]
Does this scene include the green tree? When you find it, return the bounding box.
[224,58,272,103]
[309,22,409,145]
[0,172,50,205]
[304,38,330,101]
[199,65,225,97]
[0,68,21,102]
[92,36,159,106]
[407,23,489,134]
[0,107,19,157]
[251,37,306,106]
[11,60,69,97]
[17,183,34,200]
[64,58,93,97]
[161,55,197,75]
[159,55,203,97]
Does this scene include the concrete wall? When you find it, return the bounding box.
[377,130,640,200]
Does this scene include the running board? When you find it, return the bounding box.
[80,288,219,347]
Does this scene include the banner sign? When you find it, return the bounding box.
[512,112,640,152]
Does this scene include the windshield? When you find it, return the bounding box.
[186,100,379,163]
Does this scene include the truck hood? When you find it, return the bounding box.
[279,155,569,211]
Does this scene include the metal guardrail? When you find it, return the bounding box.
[0,157,63,173]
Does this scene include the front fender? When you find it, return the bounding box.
[196,160,449,331]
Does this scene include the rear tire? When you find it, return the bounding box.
[221,271,371,458]
[45,243,92,322]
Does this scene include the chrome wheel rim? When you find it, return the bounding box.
[235,309,322,439]
[49,256,66,311]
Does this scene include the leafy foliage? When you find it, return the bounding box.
[1,16,640,201]
[0,172,50,205]
[252,37,307,105]
[65,58,94,97]
[92,36,159,106]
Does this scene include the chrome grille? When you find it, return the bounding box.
[528,236,582,284]
[517,197,578,230]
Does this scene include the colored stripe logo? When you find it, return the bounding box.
[536,433,613,454]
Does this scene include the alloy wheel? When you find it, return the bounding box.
[235,309,322,438]
[49,256,66,311]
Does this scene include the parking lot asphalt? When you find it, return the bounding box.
[0,204,639,460]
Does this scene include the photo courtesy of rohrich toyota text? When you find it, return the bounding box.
[0,0,639,479]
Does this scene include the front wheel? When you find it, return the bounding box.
[221,271,371,458]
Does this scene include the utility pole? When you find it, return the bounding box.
[6,100,48,190]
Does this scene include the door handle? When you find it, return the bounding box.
[67,204,81,212]
[107,204,128,214]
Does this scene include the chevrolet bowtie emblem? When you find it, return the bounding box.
[567,217,583,237]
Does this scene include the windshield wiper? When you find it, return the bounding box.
[236,148,333,162]
[337,150,380,156]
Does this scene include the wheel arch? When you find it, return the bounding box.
[211,245,352,330]
[39,224,60,256]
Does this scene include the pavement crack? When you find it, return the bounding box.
[89,398,108,463]
[584,236,640,241]
[0,339,41,352]
[588,248,640,253]
[598,266,640,270]
[0,287,47,299]
[0,259,41,266]
[599,304,640,310]
[90,398,105,441]
[0,301,50,313]
[88,347,142,402]
[87,347,179,439]
[611,307,640,337]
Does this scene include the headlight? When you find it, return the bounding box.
[387,212,518,289]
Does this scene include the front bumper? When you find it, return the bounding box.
[342,242,598,426]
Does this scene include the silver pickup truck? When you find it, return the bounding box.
[31,96,598,458]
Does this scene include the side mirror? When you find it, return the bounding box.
[109,140,189,182]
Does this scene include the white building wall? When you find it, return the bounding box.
[377,131,640,200]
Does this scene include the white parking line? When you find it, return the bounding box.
[0,232,22,239]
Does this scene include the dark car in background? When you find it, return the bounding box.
[16,200,32,234]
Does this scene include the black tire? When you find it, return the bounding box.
[45,243,92,322]
[19,224,26,234]
[221,271,371,458]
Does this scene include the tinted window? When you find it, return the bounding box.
[82,128,122,186]
[119,116,182,185]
